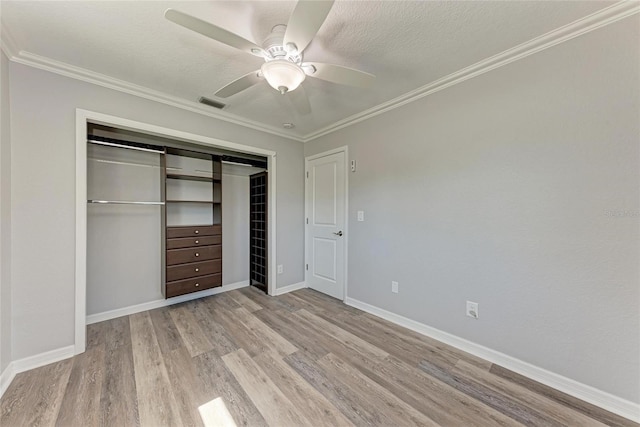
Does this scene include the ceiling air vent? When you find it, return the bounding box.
[198,96,226,109]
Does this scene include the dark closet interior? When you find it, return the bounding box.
[249,172,268,293]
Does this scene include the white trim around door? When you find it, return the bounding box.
[75,109,277,354]
[304,146,349,302]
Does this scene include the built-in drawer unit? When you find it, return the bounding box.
[167,225,221,239]
[166,235,221,250]
[166,245,221,266]
[166,225,222,297]
[166,273,221,298]
[166,259,222,282]
[164,152,223,299]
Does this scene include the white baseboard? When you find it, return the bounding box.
[0,345,75,399]
[0,362,15,398]
[87,280,249,325]
[1,281,252,399]
[11,345,76,373]
[273,281,307,296]
[345,297,640,423]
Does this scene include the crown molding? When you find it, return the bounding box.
[1,19,303,142]
[0,19,301,143]
[302,0,640,142]
[2,2,638,143]
[3,47,303,142]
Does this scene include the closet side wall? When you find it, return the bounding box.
[222,174,249,285]
[86,145,163,315]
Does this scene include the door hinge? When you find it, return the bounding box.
[306,171,309,178]
[306,264,308,271]
[306,218,308,224]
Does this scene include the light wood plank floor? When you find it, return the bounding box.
[1,288,636,427]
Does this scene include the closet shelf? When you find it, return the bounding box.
[166,200,220,204]
[166,173,220,182]
[165,150,223,299]
[88,200,165,205]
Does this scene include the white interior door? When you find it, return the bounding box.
[305,150,346,300]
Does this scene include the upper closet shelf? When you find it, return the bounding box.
[166,172,219,182]
[165,200,218,204]
[88,200,165,205]
[88,137,165,154]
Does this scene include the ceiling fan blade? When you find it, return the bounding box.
[303,62,375,88]
[215,70,263,98]
[165,9,264,57]
[283,0,335,53]
[288,85,311,116]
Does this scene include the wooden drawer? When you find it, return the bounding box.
[166,274,221,298]
[166,225,221,239]
[166,259,221,282]
[166,235,221,250]
[166,245,221,266]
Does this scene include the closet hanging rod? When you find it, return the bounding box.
[88,139,166,154]
[88,158,161,168]
[88,200,165,205]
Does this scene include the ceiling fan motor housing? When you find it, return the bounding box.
[263,24,302,65]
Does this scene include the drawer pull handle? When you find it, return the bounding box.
[195,240,199,244]
[195,268,199,272]
[195,283,199,287]
[195,253,200,257]
[195,230,199,234]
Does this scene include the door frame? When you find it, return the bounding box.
[304,146,349,302]
[75,109,278,354]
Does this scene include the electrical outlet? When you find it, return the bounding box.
[466,301,479,319]
[391,281,399,293]
[357,211,364,222]
[350,160,357,172]
[277,265,283,274]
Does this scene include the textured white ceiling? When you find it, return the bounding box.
[2,1,614,138]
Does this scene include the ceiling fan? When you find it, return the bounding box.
[164,1,375,100]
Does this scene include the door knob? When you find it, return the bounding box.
[333,231,343,236]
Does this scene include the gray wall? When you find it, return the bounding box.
[1,51,12,373]
[222,173,250,285]
[8,62,304,360]
[305,18,639,403]
[86,145,163,316]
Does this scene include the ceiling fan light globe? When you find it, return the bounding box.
[261,60,306,94]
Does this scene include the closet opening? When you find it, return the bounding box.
[84,122,270,329]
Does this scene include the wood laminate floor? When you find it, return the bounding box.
[1,288,636,427]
